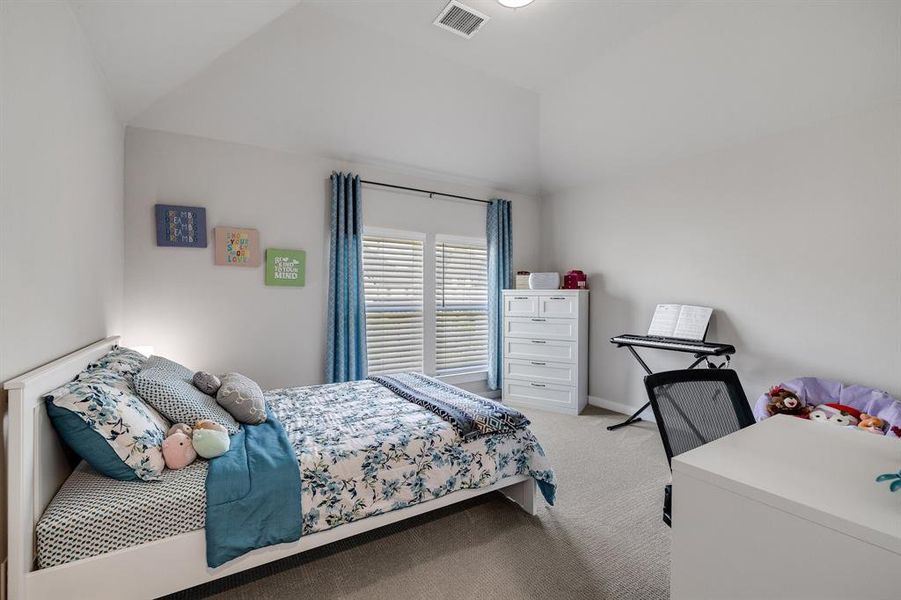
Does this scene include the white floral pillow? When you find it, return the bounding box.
[45,369,169,481]
[82,347,147,381]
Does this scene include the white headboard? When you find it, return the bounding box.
[3,336,120,585]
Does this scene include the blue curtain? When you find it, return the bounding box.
[487,199,513,391]
[326,172,368,383]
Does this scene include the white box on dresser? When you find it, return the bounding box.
[502,289,588,415]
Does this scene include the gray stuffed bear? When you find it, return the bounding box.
[192,371,221,395]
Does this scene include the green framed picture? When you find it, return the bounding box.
[265,248,306,287]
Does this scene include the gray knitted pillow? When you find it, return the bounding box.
[217,373,267,424]
[134,356,239,434]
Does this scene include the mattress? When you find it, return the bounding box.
[37,460,208,568]
[37,379,554,568]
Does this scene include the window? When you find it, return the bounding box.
[435,239,488,374]
[362,231,488,378]
[362,234,424,375]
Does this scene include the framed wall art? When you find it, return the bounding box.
[155,204,207,247]
[214,227,260,267]
[265,248,306,287]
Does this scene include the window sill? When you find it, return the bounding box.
[436,370,488,385]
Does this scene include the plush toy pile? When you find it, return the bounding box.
[765,386,888,436]
[162,420,231,469]
[161,368,267,470]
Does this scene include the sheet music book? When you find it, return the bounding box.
[647,304,713,341]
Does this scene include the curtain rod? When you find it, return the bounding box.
[360,179,491,205]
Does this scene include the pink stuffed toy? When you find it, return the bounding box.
[167,423,193,437]
[162,430,197,470]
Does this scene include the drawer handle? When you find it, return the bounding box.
[514,296,529,300]
[531,318,546,322]
[530,383,546,388]
[531,340,546,344]
[549,296,566,300]
[531,361,546,366]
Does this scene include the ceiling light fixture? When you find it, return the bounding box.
[497,0,534,8]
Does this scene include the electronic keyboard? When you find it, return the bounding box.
[610,334,735,356]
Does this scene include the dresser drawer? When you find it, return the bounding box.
[504,338,576,363]
[504,380,577,412]
[505,359,575,386]
[539,295,578,319]
[504,294,539,318]
[504,317,576,341]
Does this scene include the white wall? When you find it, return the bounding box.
[542,102,901,415]
[0,0,124,568]
[539,1,901,191]
[123,127,541,390]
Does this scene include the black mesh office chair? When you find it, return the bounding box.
[644,369,755,526]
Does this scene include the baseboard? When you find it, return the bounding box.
[587,396,656,423]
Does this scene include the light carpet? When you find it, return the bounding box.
[167,406,672,600]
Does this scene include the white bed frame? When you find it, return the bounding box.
[4,336,541,600]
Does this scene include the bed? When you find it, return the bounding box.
[5,336,555,599]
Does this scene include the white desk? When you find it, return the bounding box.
[671,414,901,600]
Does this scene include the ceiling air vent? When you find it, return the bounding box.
[433,1,490,39]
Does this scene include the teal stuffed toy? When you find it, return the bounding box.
[876,469,901,493]
[192,420,230,459]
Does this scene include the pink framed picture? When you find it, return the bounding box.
[214,227,260,267]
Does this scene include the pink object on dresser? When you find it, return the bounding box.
[562,270,587,289]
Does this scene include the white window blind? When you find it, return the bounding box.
[362,235,424,375]
[435,239,488,374]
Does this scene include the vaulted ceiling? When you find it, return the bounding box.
[71,0,300,121]
[70,0,901,195]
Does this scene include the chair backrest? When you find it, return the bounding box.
[644,369,755,466]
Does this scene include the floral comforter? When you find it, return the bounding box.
[266,379,556,535]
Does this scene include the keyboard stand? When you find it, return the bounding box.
[606,335,735,431]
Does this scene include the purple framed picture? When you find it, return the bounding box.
[155,204,207,247]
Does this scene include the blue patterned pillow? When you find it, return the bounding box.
[45,369,169,481]
[134,356,239,434]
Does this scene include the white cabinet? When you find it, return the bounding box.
[504,359,576,386]
[504,294,539,317]
[538,295,578,318]
[504,338,576,363]
[504,317,577,341]
[671,416,901,600]
[504,380,578,413]
[502,290,588,415]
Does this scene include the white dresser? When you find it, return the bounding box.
[501,289,588,415]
